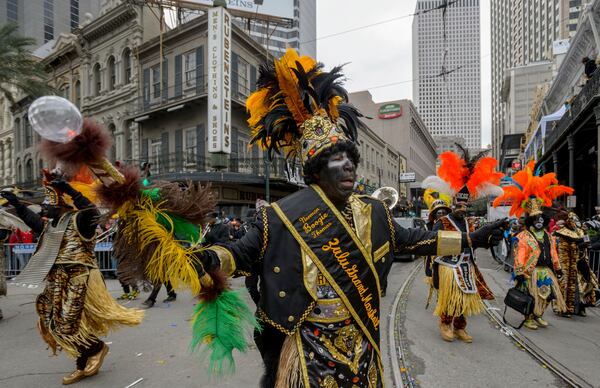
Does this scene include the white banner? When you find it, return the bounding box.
[189,1,294,19]
[208,6,232,153]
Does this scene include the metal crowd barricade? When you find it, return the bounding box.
[589,249,600,283]
[2,229,117,279]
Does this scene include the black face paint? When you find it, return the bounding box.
[534,216,544,230]
[317,151,357,205]
[452,202,467,219]
[435,209,448,219]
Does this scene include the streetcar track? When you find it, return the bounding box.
[483,300,594,388]
[390,260,596,388]
[388,261,422,388]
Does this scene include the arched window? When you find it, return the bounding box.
[25,159,33,183]
[107,56,116,90]
[16,160,21,183]
[24,117,32,149]
[108,123,116,161]
[38,159,44,176]
[93,63,101,96]
[13,118,20,151]
[60,83,71,100]
[74,80,81,107]
[122,48,132,85]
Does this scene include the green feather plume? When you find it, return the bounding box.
[190,289,261,376]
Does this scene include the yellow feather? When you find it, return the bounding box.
[275,49,312,124]
[246,88,270,128]
[329,95,342,122]
[120,197,206,295]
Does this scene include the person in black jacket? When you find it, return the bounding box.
[184,50,505,388]
[204,213,230,244]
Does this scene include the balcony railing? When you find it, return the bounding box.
[129,153,304,184]
[126,72,255,117]
[545,70,600,151]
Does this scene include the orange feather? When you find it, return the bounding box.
[438,151,468,191]
[467,157,503,197]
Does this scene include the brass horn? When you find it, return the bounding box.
[372,186,399,210]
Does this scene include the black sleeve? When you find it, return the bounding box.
[203,211,266,276]
[71,192,100,240]
[15,203,45,234]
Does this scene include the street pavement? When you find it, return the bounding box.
[399,249,600,387]
[0,263,412,388]
[1,251,598,387]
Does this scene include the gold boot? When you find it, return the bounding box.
[523,317,538,330]
[83,343,109,377]
[534,316,548,328]
[62,370,86,385]
[453,328,473,343]
[439,322,454,342]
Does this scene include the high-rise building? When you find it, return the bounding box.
[236,0,316,57]
[179,0,317,58]
[0,0,101,47]
[490,0,588,158]
[412,0,481,152]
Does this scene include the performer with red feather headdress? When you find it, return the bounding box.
[422,145,504,343]
[493,161,572,330]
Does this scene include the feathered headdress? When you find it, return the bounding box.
[246,48,368,164]
[492,161,574,217]
[422,144,504,202]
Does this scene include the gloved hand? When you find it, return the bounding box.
[49,179,74,194]
[469,218,507,249]
[0,190,20,206]
[555,268,563,279]
[514,274,526,284]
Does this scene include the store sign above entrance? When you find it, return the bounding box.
[208,6,231,153]
[378,103,402,119]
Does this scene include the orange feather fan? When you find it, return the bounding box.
[492,161,574,216]
[437,151,503,198]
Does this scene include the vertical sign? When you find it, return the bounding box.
[208,6,231,153]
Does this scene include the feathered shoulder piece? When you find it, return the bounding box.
[492,161,574,217]
[422,144,504,200]
[247,48,368,164]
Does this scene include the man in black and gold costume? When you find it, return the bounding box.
[2,170,143,385]
[193,49,504,387]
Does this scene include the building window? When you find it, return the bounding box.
[7,0,17,22]
[108,123,116,161]
[70,0,79,31]
[123,48,132,84]
[74,80,81,107]
[107,56,116,90]
[13,118,20,151]
[150,139,162,170]
[60,83,70,100]
[184,50,196,87]
[43,0,54,43]
[25,159,33,183]
[24,118,32,149]
[184,129,196,165]
[151,65,161,99]
[237,57,249,97]
[93,63,101,96]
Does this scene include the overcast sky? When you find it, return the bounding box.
[316,0,492,147]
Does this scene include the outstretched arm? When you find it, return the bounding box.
[199,209,266,277]
[1,191,44,234]
[393,216,505,257]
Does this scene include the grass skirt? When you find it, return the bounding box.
[41,268,144,358]
[527,266,566,317]
[434,265,484,317]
